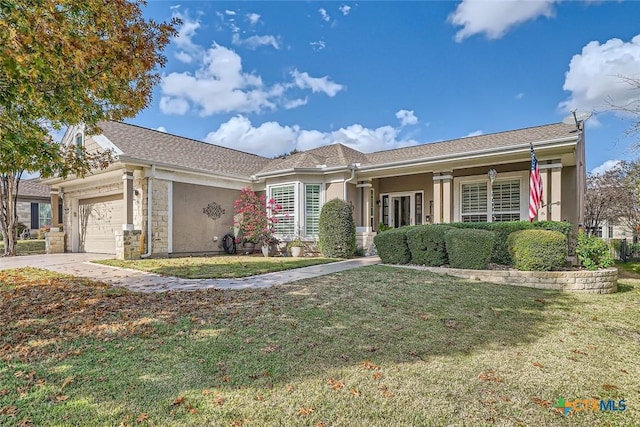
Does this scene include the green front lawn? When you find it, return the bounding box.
[1,267,638,426]
[94,255,339,279]
[0,239,45,255]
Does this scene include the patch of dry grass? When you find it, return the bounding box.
[1,266,639,426]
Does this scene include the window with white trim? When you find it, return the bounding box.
[270,185,295,236]
[461,182,488,222]
[305,184,321,236]
[75,133,83,156]
[38,203,52,227]
[492,180,520,222]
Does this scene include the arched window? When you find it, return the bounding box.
[75,133,83,155]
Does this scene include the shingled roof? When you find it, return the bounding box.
[365,122,578,166]
[99,121,270,179]
[96,121,578,179]
[18,179,50,199]
[257,143,369,174]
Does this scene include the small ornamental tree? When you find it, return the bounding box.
[233,188,282,244]
[318,198,356,258]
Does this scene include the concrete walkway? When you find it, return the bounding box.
[0,253,381,292]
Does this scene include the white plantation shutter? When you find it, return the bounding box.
[461,182,488,222]
[492,180,520,222]
[305,184,321,236]
[270,185,295,235]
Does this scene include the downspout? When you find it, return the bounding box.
[141,165,155,258]
[343,164,357,200]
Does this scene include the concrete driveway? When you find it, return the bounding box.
[0,253,381,292]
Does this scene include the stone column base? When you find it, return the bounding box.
[45,231,66,254]
[115,230,142,260]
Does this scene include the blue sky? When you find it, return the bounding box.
[126,0,640,173]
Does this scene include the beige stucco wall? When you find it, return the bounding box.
[376,173,433,224]
[172,182,240,254]
[325,182,343,202]
[561,165,578,225]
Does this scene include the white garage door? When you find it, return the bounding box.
[78,194,123,254]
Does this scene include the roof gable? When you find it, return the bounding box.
[97,121,270,179]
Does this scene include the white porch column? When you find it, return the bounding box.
[539,162,562,221]
[433,177,442,224]
[538,169,549,221]
[433,173,452,223]
[442,175,452,223]
[356,182,372,231]
[122,171,135,231]
[550,166,562,221]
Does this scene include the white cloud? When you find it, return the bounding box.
[310,40,326,51]
[291,69,344,97]
[515,92,525,100]
[174,51,194,64]
[319,8,331,22]
[204,115,419,157]
[448,0,557,42]
[464,130,484,137]
[225,10,236,16]
[160,44,276,115]
[395,109,418,127]
[159,97,190,115]
[172,11,202,59]
[247,13,261,25]
[590,160,622,176]
[232,33,280,50]
[284,98,308,110]
[559,34,640,114]
[161,44,344,116]
[339,5,351,16]
[156,126,167,133]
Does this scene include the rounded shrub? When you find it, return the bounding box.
[318,198,356,258]
[445,228,495,269]
[507,229,567,271]
[448,221,533,265]
[374,227,411,264]
[406,224,451,266]
[575,231,614,270]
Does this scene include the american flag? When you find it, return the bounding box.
[529,144,543,222]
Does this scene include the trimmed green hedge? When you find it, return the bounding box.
[406,224,451,266]
[507,229,567,271]
[447,221,533,265]
[445,228,495,269]
[374,227,411,264]
[318,198,356,258]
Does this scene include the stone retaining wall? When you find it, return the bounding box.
[394,265,618,294]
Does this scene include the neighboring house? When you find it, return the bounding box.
[42,121,585,256]
[596,220,636,240]
[16,179,62,232]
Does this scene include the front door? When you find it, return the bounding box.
[391,196,411,227]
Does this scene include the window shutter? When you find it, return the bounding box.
[30,203,39,229]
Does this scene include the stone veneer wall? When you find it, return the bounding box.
[150,178,169,256]
[396,265,618,294]
[45,231,65,254]
[115,230,141,260]
[16,202,31,227]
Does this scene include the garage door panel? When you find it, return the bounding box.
[79,194,122,254]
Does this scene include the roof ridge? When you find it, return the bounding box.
[106,121,271,161]
[370,122,573,155]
